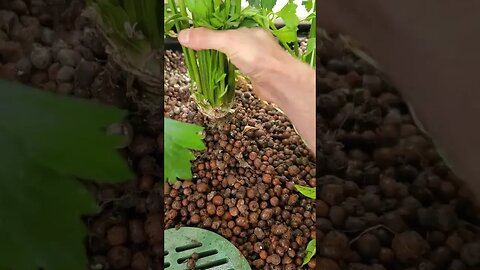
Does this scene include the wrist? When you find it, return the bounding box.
[263,54,315,108]
[262,54,316,150]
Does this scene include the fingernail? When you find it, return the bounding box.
[178,29,190,44]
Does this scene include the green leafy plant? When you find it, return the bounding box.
[0,80,132,270]
[302,239,316,267]
[261,0,316,67]
[164,118,206,183]
[295,184,316,266]
[87,0,163,87]
[165,0,315,118]
[165,0,247,118]
[294,184,316,199]
[299,0,316,67]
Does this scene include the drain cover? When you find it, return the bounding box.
[164,227,251,270]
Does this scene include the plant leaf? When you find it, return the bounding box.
[273,26,297,43]
[186,0,211,21]
[276,1,299,28]
[301,239,316,266]
[0,80,132,182]
[294,185,316,199]
[302,0,314,12]
[261,0,277,10]
[0,80,132,270]
[247,0,261,7]
[164,118,206,183]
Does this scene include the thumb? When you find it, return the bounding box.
[178,27,233,53]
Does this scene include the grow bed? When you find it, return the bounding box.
[164,50,317,269]
[315,35,480,269]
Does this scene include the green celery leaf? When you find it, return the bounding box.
[210,16,224,28]
[304,12,316,21]
[294,185,316,199]
[305,37,316,54]
[164,118,206,183]
[262,0,277,10]
[302,0,314,12]
[277,1,299,28]
[186,0,210,21]
[0,80,132,182]
[0,133,97,270]
[247,0,261,7]
[239,17,259,28]
[302,239,316,266]
[273,26,297,43]
[0,80,132,270]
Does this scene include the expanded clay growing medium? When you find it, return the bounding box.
[316,35,480,270]
[164,50,317,269]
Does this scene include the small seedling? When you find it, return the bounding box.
[294,184,316,199]
[302,239,316,267]
[164,118,206,183]
[295,184,316,266]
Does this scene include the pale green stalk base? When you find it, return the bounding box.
[193,94,235,119]
[105,43,163,89]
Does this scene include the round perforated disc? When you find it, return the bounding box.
[164,227,251,270]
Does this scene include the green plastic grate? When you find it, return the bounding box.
[164,227,251,270]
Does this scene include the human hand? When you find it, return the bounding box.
[177,27,313,105]
[178,27,316,151]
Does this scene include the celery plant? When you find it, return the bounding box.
[166,0,244,118]
[269,0,316,67]
[165,0,316,118]
[87,0,163,87]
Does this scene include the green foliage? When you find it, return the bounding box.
[166,0,244,118]
[295,183,316,266]
[0,80,132,270]
[164,118,206,183]
[272,0,316,67]
[87,0,162,82]
[165,0,316,112]
[294,184,316,199]
[247,0,276,10]
[300,0,316,67]
[302,239,316,267]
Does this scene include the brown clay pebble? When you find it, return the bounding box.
[212,195,224,206]
[320,231,349,259]
[379,248,395,264]
[392,231,429,263]
[329,205,346,226]
[129,220,146,244]
[190,214,201,224]
[317,257,340,270]
[107,246,131,269]
[267,254,281,265]
[460,242,480,266]
[356,233,381,258]
[106,225,127,246]
[260,209,273,220]
[131,252,149,270]
[145,214,162,243]
[197,182,208,193]
[320,184,345,205]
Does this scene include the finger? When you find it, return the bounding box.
[178,27,234,54]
